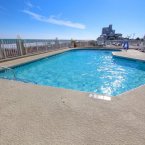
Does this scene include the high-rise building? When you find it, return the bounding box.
[97,24,122,41]
[97,24,123,45]
[102,24,115,36]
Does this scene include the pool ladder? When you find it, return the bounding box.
[0,66,16,79]
[0,66,37,84]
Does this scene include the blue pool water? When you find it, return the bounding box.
[0,49,145,96]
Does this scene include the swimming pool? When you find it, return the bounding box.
[0,49,145,96]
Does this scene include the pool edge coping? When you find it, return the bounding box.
[112,51,145,62]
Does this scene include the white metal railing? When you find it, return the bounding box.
[0,39,72,60]
[0,38,94,60]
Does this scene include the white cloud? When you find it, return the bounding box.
[25,1,41,10]
[22,10,86,29]
[36,6,41,11]
[25,1,33,8]
[23,10,42,20]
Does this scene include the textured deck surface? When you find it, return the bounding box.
[113,49,145,61]
[0,48,145,145]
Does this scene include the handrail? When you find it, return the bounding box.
[0,66,37,84]
[17,78,37,84]
[0,66,16,79]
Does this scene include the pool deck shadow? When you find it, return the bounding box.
[0,47,145,145]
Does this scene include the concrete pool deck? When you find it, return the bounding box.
[0,48,145,144]
[113,49,145,61]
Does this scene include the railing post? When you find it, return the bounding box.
[19,39,23,56]
[143,38,145,47]
[16,39,22,56]
[1,40,6,59]
[24,40,28,55]
[45,40,47,51]
[36,41,39,52]
[0,40,3,59]
[46,40,48,51]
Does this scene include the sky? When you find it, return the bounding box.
[0,0,145,40]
